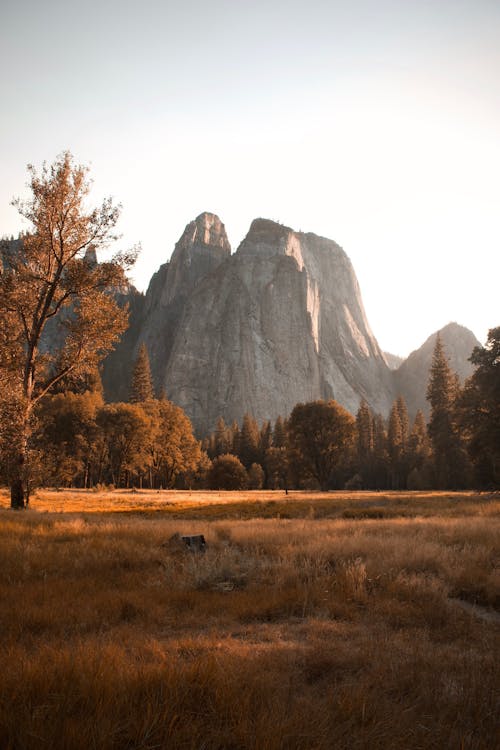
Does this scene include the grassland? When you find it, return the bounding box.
[0,489,498,749]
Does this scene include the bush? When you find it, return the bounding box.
[208,454,248,490]
[247,463,264,490]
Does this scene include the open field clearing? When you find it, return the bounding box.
[1,487,499,519]
[0,491,499,749]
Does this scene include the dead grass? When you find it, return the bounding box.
[0,490,498,748]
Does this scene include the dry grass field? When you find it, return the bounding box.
[0,489,498,749]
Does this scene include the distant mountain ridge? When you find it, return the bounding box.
[394,322,480,419]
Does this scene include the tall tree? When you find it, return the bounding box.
[426,334,468,488]
[356,399,373,487]
[387,400,403,489]
[148,399,202,489]
[36,389,103,488]
[287,400,355,490]
[272,416,287,448]
[130,343,154,403]
[459,327,500,487]
[238,413,260,468]
[213,416,233,457]
[406,409,432,489]
[387,396,410,488]
[372,414,389,489]
[208,454,248,490]
[396,396,409,453]
[0,152,136,507]
[97,403,152,487]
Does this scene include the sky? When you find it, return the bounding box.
[1,0,498,357]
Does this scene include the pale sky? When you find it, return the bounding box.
[1,0,498,357]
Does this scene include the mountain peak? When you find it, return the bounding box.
[175,212,231,256]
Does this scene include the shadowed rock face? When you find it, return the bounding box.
[394,322,480,420]
[160,217,394,434]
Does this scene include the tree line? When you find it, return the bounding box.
[201,327,499,492]
[3,324,495,495]
[1,153,498,504]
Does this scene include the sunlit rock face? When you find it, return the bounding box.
[394,322,479,419]
[162,217,394,434]
[138,212,231,388]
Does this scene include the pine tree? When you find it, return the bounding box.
[239,413,260,468]
[459,327,500,487]
[130,343,154,403]
[396,396,409,453]
[214,416,232,456]
[273,416,287,448]
[230,420,241,456]
[356,400,373,487]
[372,414,389,488]
[426,334,468,488]
[406,409,431,489]
[259,420,272,457]
[387,400,403,488]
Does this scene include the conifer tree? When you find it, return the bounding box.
[356,399,373,487]
[130,343,154,403]
[406,409,431,489]
[396,396,409,453]
[230,420,241,456]
[356,400,373,458]
[259,420,272,456]
[213,416,232,456]
[387,399,403,488]
[426,334,468,488]
[372,413,389,488]
[239,413,260,468]
[459,327,500,487]
[273,416,287,448]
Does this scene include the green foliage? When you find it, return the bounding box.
[238,413,261,468]
[247,462,265,490]
[387,396,410,489]
[264,446,289,489]
[97,403,152,486]
[426,335,470,488]
[148,399,201,488]
[36,389,103,487]
[272,416,287,448]
[287,400,355,490]
[459,327,500,487]
[208,454,248,490]
[130,343,154,403]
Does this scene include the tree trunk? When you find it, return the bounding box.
[10,475,25,509]
[10,422,29,509]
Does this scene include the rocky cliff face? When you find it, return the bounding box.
[4,224,480,434]
[394,322,479,419]
[155,216,394,434]
[137,213,231,390]
[111,215,482,435]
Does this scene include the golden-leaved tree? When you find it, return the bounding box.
[0,152,137,507]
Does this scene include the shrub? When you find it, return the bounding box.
[208,454,248,490]
[247,463,264,490]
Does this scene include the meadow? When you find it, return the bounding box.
[0,489,498,749]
